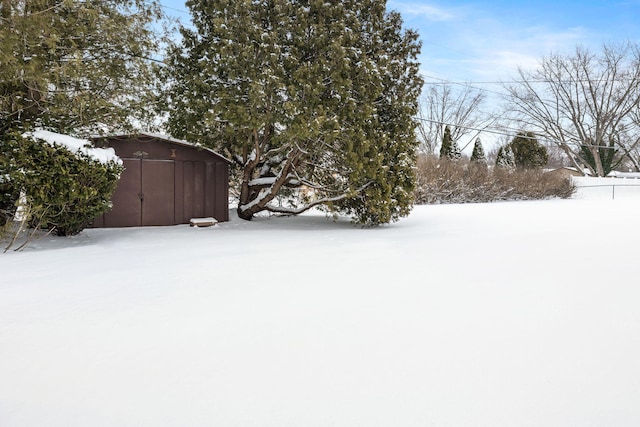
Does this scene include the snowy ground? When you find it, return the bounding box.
[2,191,640,426]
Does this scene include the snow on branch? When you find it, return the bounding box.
[263,181,374,216]
[24,129,121,165]
[248,175,300,188]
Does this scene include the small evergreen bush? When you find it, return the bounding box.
[509,132,548,169]
[0,180,18,232]
[1,132,20,229]
[495,145,515,169]
[2,132,122,237]
[470,138,487,164]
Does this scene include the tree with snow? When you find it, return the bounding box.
[3,131,122,241]
[0,0,163,232]
[439,125,461,160]
[161,0,423,225]
[0,0,164,136]
[495,144,515,169]
[1,0,163,235]
[470,138,487,164]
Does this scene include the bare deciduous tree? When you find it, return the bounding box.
[616,107,640,171]
[416,84,488,155]
[502,42,640,176]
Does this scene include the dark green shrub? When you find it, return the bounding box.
[1,132,20,228]
[3,132,122,236]
[0,178,19,228]
[509,132,548,169]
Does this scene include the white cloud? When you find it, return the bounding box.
[416,7,592,83]
[463,26,589,79]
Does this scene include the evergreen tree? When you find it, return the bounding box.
[449,139,462,161]
[0,0,164,135]
[439,126,452,159]
[579,136,623,176]
[1,0,164,234]
[439,125,461,160]
[0,133,18,226]
[509,132,549,169]
[496,144,515,169]
[470,138,486,163]
[495,147,504,166]
[162,0,423,225]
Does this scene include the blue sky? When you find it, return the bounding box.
[160,0,640,84]
[389,0,640,84]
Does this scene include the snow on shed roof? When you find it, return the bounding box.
[101,132,232,163]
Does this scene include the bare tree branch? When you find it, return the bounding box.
[502,42,640,176]
[416,84,488,155]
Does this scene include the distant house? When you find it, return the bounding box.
[547,167,640,180]
[91,133,230,228]
[545,166,587,179]
[607,170,640,179]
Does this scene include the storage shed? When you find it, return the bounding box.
[91,133,230,228]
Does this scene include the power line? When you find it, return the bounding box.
[158,2,190,15]
[415,116,514,139]
[422,75,640,87]
[420,73,507,98]
[414,116,528,145]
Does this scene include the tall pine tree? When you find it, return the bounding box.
[470,137,486,163]
[162,0,423,225]
[1,0,164,227]
[0,0,164,135]
[439,125,461,160]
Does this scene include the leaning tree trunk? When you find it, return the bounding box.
[235,129,302,221]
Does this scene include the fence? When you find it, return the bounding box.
[571,176,640,200]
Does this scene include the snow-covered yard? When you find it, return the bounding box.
[2,196,640,426]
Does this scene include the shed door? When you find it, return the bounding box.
[104,158,175,227]
[141,160,175,226]
[106,159,142,227]
[182,161,206,221]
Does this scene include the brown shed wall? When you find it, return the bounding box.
[92,135,229,228]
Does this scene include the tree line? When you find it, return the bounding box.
[417,42,640,177]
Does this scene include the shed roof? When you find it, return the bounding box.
[94,132,232,164]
